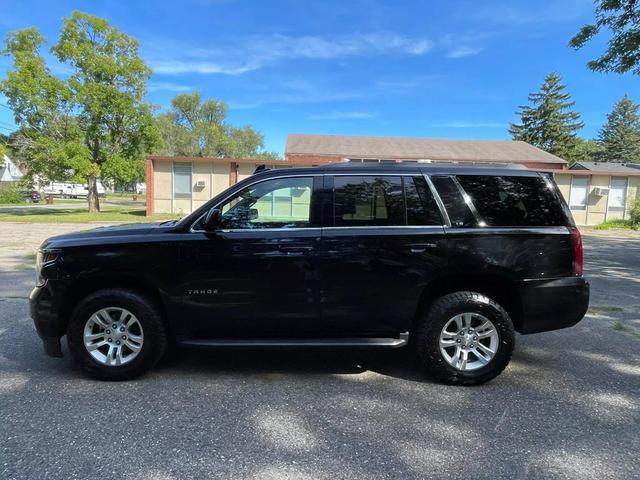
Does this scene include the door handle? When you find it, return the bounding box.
[278,245,314,254]
[409,243,437,253]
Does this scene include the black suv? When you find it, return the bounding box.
[31,163,589,385]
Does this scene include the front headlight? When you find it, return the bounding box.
[36,249,60,287]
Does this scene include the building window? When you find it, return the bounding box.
[609,178,627,211]
[173,163,192,199]
[569,176,588,210]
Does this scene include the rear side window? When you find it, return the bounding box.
[333,175,442,227]
[456,175,567,227]
[430,176,477,227]
[405,176,443,226]
[334,176,404,226]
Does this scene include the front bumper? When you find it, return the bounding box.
[517,276,590,334]
[30,284,64,357]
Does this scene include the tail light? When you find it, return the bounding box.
[570,227,583,276]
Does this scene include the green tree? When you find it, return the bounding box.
[156,91,277,159]
[509,72,584,161]
[573,138,604,164]
[0,12,160,211]
[570,0,640,75]
[597,94,640,162]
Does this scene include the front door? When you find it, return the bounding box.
[177,175,322,338]
[319,174,448,337]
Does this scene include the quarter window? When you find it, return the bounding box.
[456,175,567,227]
[217,177,313,229]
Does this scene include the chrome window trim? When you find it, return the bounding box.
[217,227,322,234]
[443,226,570,235]
[424,174,451,228]
[190,174,317,233]
[451,176,486,227]
[323,225,446,230]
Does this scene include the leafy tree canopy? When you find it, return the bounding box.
[509,72,585,162]
[0,12,160,211]
[155,91,277,159]
[573,138,605,164]
[570,0,640,75]
[597,94,640,162]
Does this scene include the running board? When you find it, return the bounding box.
[179,332,409,349]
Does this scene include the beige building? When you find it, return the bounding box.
[554,162,640,226]
[146,135,640,226]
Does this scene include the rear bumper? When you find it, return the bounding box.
[30,284,65,357]
[517,276,590,334]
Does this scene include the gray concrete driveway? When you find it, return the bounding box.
[0,223,638,479]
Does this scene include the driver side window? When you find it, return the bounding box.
[218,176,314,229]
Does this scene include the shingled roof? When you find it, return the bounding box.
[286,134,567,165]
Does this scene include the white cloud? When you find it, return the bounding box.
[147,81,194,92]
[144,32,433,76]
[308,111,376,120]
[447,46,483,58]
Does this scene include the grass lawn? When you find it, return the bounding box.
[0,206,179,223]
[595,219,639,231]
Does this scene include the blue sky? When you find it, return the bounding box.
[0,0,638,155]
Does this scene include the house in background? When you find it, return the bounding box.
[146,134,569,216]
[284,134,569,170]
[553,162,640,225]
[0,154,24,183]
[145,133,639,225]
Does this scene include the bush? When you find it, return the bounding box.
[0,186,24,204]
[630,197,640,226]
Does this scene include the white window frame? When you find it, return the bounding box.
[569,176,589,210]
[608,177,628,216]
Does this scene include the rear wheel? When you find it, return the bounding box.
[67,289,167,381]
[415,291,515,386]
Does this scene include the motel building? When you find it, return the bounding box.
[145,134,640,226]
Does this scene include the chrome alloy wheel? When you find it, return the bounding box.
[83,307,144,367]
[439,313,499,371]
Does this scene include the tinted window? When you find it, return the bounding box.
[215,177,313,229]
[456,175,567,227]
[405,176,442,226]
[431,176,476,227]
[334,176,404,226]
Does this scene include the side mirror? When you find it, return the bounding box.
[202,208,221,231]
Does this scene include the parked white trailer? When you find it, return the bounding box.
[42,181,106,198]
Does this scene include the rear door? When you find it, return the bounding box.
[318,173,448,337]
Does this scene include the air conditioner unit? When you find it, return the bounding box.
[195,180,206,188]
[593,187,610,196]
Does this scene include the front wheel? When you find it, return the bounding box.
[67,289,167,381]
[414,291,515,386]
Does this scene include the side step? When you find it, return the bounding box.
[179,332,409,349]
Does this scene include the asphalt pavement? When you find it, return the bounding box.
[0,225,638,479]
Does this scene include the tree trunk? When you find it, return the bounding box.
[87,176,100,212]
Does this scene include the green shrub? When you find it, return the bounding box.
[0,187,24,204]
[630,197,640,226]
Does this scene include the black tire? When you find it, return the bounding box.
[414,291,515,386]
[67,289,167,381]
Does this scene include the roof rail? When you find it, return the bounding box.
[253,164,270,174]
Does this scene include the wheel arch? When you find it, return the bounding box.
[413,274,523,333]
[60,275,170,333]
